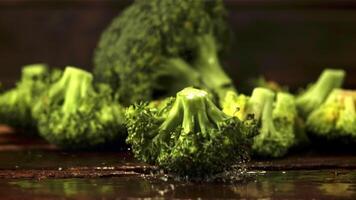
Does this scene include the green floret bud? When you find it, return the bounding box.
[296,69,345,118]
[0,64,59,132]
[37,67,126,149]
[126,87,256,178]
[307,89,356,142]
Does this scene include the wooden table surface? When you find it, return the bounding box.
[0,125,356,199]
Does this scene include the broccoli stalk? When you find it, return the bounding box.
[296,69,345,118]
[0,64,58,132]
[153,58,201,97]
[306,89,356,142]
[36,67,126,149]
[126,87,256,178]
[194,34,235,99]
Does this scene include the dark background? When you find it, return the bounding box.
[1,0,356,90]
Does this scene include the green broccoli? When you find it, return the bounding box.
[36,67,126,149]
[0,64,61,132]
[126,87,256,178]
[296,69,345,118]
[306,89,356,143]
[221,88,306,157]
[94,0,235,105]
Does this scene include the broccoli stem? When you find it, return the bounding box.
[194,34,235,99]
[48,67,94,114]
[273,93,295,123]
[206,98,228,125]
[247,88,275,120]
[260,93,277,137]
[310,69,345,101]
[160,87,225,136]
[297,69,345,117]
[156,58,201,96]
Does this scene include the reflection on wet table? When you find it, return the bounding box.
[1,170,356,199]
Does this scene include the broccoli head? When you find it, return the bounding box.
[126,87,256,178]
[296,69,345,118]
[94,0,235,105]
[306,89,356,143]
[221,88,306,157]
[0,64,61,132]
[36,67,126,149]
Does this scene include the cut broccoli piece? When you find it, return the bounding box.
[221,88,306,157]
[36,67,126,149]
[306,89,356,143]
[94,0,235,105]
[0,64,61,132]
[296,69,345,118]
[126,87,256,178]
[253,92,297,157]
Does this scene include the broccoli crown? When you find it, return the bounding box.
[0,64,60,131]
[126,87,256,177]
[222,88,303,157]
[94,0,235,105]
[306,89,356,142]
[296,69,345,118]
[36,67,126,149]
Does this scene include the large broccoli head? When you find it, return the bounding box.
[0,64,61,132]
[126,87,256,178]
[296,69,345,118]
[94,0,235,105]
[221,88,307,157]
[36,67,126,149]
[306,89,356,143]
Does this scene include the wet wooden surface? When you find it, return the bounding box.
[1,125,356,199]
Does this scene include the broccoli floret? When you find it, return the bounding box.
[94,0,235,105]
[36,67,126,149]
[126,87,256,178]
[0,64,61,132]
[296,69,345,118]
[306,89,356,143]
[221,88,306,157]
[255,92,299,157]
